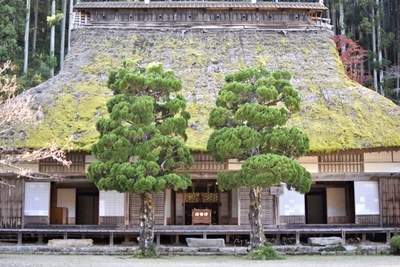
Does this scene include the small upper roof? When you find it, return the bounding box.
[74,1,328,11]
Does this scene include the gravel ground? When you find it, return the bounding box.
[1,254,400,267]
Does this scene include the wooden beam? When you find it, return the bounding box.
[312,172,400,181]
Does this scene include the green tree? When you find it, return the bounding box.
[207,67,312,249]
[0,0,25,64]
[87,61,194,253]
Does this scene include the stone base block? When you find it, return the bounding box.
[48,239,93,247]
[308,237,343,246]
[186,238,225,248]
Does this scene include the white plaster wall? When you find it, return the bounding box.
[297,156,319,173]
[364,152,400,172]
[364,163,400,172]
[99,190,124,216]
[354,181,379,215]
[364,151,392,161]
[24,182,50,216]
[57,188,76,217]
[326,187,346,216]
[393,151,400,161]
[228,159,242,171]
[279,186,305,216]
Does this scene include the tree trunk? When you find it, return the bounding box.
[339,0,345,53]
[68,0,73,52]
[50,0,55,77]
[32,0,38,55]
[377,0,384,96]
[139,191,155,253]
[59,0,66,70]
[23,0,31,75]
[248,187,266,250]
[372,7,378,92]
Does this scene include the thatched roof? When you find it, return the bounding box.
[14,27,400,154]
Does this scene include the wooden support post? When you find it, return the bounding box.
[276,234,281,244]
[295,231,300,245]
[109,232,114,246]
[362,233,367,241]
[174,235,180,244]
[203,232,207,239]
[124,236,130,243]
[36,234,44,245]
[17,232,22,245]
[226,235,230,244]
[341,230,346,245]
[386,231,391,244]
[156,233,160,246]
[63,231,68,240]
[81,234,85,239]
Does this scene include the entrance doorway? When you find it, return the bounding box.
[184,181,219,225]
[76,188,99,225]
[305,188,327,224]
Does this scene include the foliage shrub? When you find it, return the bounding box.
[246,242,284,260]
[390,234,400,255]
[134,243,159,258]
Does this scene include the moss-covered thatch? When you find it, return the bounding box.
[12,28,400,153]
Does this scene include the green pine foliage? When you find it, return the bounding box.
[207,67,312,192]
[390,234,400,255]
[87,60,193,205]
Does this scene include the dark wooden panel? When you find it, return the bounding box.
[0,178,23,229]
[381,177,400,227]
[129,192,165,226]
[239,187,275,226]
[99,216,124,225]
[280,215,306,224]
[356,215,380,226]
[24,216,48,225]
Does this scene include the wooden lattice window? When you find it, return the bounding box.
[190,154,227,171]
[318,154,364,173]
[39,154,85,174]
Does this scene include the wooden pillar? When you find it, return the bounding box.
[341,230,346,245]
[295,231,300,245]
[109,232,114,246]
[387,231,391,244]
[174,235,180,244]
[81,234,85,239]
[17,231,22,245]
[63,231,68,240]
[156,233,161,246]
[276,234,281,244]
[226,235,231,244]
[125,193,130,228]
[203,232,207,239]
[36,234,44,245]
[362,233,367,241]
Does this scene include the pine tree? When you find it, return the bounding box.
[87,61,194,253]
[207,67,312,249]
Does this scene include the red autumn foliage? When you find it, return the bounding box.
[334,35,371,86]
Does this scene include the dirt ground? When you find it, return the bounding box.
[1,254,400,267]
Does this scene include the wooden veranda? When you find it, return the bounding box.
[1,225,399,246]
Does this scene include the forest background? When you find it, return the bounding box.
[2,0,400,104]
